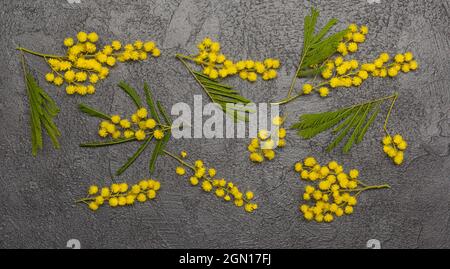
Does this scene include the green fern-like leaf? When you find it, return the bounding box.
[143,82,161,123]
[291,95,397,153]
[296,8,348,78]
[24,71,61,156]
[177,56,254,122]
[116,135,153,176]
[78,103,110,120]
[118,81,143,108]
[79,82,172,175]
[80,137,137,147]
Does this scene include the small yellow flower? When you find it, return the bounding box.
[109,197,119,207]
[119,183,128,193]
[136,108,148,119]
[249,152,264,163]
[318,87,329,97]
[344,206,354,214]
[352,33,365,43]
[111,40,122,50]
[176,166,186,175]
[135,130,146,140]
[347,42,358,52]
[349,169,359,179]
[77,31,88,43]
[153,129,164,140]
[111,184,120,193]
[88,185,98,195]
[87,32,99,43]
[101,187,110,197]
[88,202,99,211]
[137,193,147,203]
[304,157,316,167]
[393,134,403,145]
[258,129,270,140]
[45,73,55,82]
[126,195,135,205]
[145,118,157,129]
[147,189,156,199]
[110,115,121,124]
[360,25,369,34]
[64,37,74,47]
[302,84,313,94]
[388,67,398,77]
[189,176,199,186]
[394,54,405,63]
[152,48,161,57]
[53,76,64,86]
[201,181,213,192]
[234,199,244,207]
[348,24,358,33]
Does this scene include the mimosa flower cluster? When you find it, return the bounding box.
[35,31,160,95]
[171,151,258,213]
[382,134,407,165]
[300,24,418,98]
[295,156,389,223]
[78,179,161,211]
[180,37,281,82]
[97,107,167,141]
[248,116,286,163]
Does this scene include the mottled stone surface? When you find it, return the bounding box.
[0,0,449,249]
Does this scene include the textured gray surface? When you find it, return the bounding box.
[0,0,449,249]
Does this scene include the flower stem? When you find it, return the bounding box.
[272,92,304,105]
[163,150,195,170]
[383,92,399,133]
[176,55,216,103]
[17,47,66,59]
[340,184,391,193]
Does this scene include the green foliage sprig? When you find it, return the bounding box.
[290,93,398,153]
[21,54,61,156]
[177,56,254,122]
[287,7,348,97]
[79,82,171,175]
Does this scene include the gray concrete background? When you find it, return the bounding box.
[0,0,449,249]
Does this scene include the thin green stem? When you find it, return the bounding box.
[339,184,391,193]
[176,53,209,66]
[176,55,216,103]
[287,44,310,97]
[163,150,195,170]
[17,47,66,59]
[383,92,399,133]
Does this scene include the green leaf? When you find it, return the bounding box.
[143,82,161,124]
[326,108,362,152]
[116,135,153,176]
[149,133,170,174]
[292,94,397,153]
[78,103,110,120]
[156,101,172,125]
[177,57,254,122]
[356,103,381,144]
[80,137,137,147]
[296,8,347,78]
[118,81,143,108]
[312,18,338,44]
[332,106,363,134]
[24,71,60,156]
[295,108,356,139]
[343,104,372,153]
[297,66,326,78]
